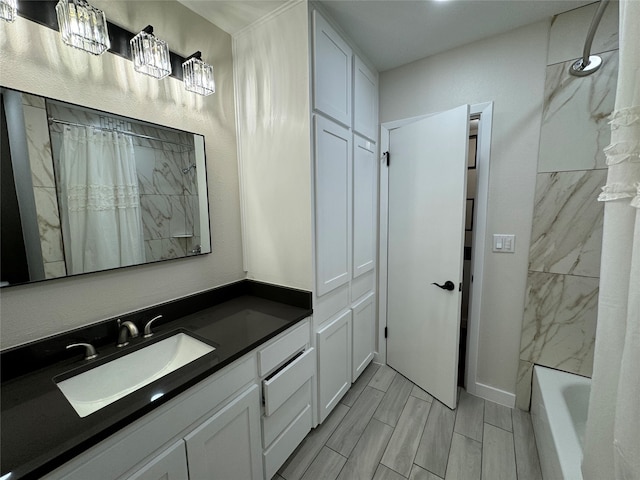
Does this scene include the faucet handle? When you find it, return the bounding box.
[143,315,163,338]
[67,342,98,360]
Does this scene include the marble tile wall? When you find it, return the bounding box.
[516,4,618,410]
[22,94,66,279]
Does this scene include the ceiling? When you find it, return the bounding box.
[178,0,594,72]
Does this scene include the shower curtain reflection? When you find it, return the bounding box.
[58,125,145,274]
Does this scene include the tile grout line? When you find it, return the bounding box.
[510,413,519,480]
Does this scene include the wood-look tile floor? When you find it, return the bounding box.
[277,363,542,480]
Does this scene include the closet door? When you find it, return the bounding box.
[353,135,376,278]
[353,56,377,142]
[312,10,352,126]
[352,292,375,382]
[315,116,352,296]
[317,310,352,423]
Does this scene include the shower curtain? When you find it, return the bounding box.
[582,0,640,478]
[58,125,145,275]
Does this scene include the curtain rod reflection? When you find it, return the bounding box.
[47,117,194,149]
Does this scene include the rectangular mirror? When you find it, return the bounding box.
[1,86,211,287]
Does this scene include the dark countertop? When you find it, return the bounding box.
[1,287,312,480]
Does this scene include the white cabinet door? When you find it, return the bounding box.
[314,116,352,296]
[317,310,352,423]
[353,56,377,142]
[126,441,188,480]
[312,10,352,126]
[351,293,375,382]
[185,384,263,480]
[353,135,376,278]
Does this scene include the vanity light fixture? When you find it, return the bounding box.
[55,0,110,55]
[0,0,17,22]
[182,51,215,96]
[130,25,172,79]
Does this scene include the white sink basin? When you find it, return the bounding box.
[56,332,215,417]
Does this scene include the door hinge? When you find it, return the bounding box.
[383,151,390,167]
[384,327,388,338]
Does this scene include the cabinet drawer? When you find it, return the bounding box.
[262,379,312,447]
[263,404,313,480]
[258,321,309,376]
[263,348,315,416]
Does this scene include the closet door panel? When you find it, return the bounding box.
[352,293,375,382]
[313,10,352,126]
[353,135,376,278]
[315,116,352,296]
[353,56,377,142]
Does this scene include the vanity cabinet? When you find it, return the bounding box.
[44,355,261,480]
[41,317,314,480]
[126,441,188,480]
[185,385,262,480]
[259,322,314,480]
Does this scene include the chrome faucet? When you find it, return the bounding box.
[143,315,163,338]
[117,320,139,347]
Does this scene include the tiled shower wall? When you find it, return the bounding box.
[516,3,619,410]
[22,94,66,279]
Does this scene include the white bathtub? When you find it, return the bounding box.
[531,365,591,480]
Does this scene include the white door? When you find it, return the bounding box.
[386,104,469,409]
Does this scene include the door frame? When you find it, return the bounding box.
[377,102,493,399]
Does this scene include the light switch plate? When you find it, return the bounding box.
[493,234,516,253]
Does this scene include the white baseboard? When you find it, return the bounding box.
[470,381,516,408]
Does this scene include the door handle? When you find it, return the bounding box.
[431,281,455,291]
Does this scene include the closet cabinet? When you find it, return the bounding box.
[354,57,378,142]
[353,136,376,278]
[312,8,378,423]
[234,3,378,428]
[351,292,376,382]
[317,310,352,421]
[312,10,352,127]
[314,116,352,296]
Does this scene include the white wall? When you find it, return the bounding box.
[380,21,550,398]
[233,1,313,290]
[0,1,244,349]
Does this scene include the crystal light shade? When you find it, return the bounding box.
[130,25,172,79]
[182,52,215,96]
[55,0,110,55]
[0,0,17,23]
